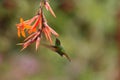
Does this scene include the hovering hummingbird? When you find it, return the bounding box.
[42,38,71,62]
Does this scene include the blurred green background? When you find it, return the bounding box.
[0,0,120,80]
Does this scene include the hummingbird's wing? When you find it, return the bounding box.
[55,38,61,46]
[60,52,71,62]
[42,44,58,51]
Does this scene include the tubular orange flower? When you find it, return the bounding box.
[28,14,41,34]
[17,31,41,51]
[44,22,59,37]
[16,16,39,37]
[16,18,26,37]
[36,36,41,50]
[20,39,34,51]
[44,0,56,17]
[24,32,37,42]
[42,21,59,44]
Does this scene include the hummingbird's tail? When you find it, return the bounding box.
[62,53,71,62]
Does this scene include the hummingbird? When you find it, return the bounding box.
[42,38,71,62]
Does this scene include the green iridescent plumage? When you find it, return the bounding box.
[42,38,71,62]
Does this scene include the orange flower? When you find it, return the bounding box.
[36,36,41,50]
[16,18,28,37]
[44,0,56,17]
[17,31,41,51]
[28,14,42,34]
[43,22,59,44]
[16,16,38,37]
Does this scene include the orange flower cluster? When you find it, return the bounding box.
[16,0,59,51]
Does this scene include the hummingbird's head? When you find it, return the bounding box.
[55,38,61,46]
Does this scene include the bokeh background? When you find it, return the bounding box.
[0,0,120,80]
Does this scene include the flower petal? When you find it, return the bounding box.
[20,18,24,23]
[46,24,59,37]
[24,24,32,29]
[45,2,56,17]
[21,30,26,37]
[17,29,21,37]
[36,37,41,51]
[28,16,41,34]
[24,32,37,41]
[43,28,49,40]
[46,27,52,44]
[20,40,33,51]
